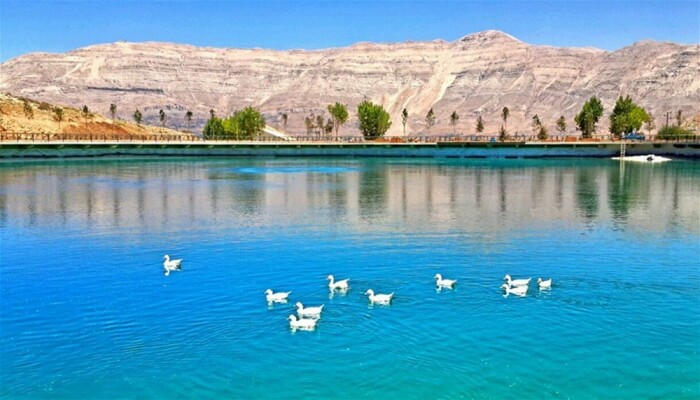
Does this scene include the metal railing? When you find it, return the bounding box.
[1,132,698,144]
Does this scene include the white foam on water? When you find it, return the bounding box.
[611,154,672,163]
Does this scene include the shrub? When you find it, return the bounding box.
[657,126,695,140]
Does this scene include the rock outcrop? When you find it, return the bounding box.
[1,30,697,136]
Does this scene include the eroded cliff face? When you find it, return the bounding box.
[2,30,697,135]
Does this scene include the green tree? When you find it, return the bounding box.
[185,110,193,131]
[501,106,509,132]
[575,96,604,138]
[304,115,314,135]
[221,106,266,140]
[357,101,391,140]
[203,117,224,139]
[644,115,656,136]
[23,100,34,119]
[556,115,567,134]
[133,109,143,126]
[401,108,408,135]
[450,111,459,134]
[531,114,541,135]
[324,118,334,135]
[315,114,325,137]
[281,112,288,132]
[498,125,507,142]
[609,96,649,137]
[53,107,64,131]
[327,102,349,139]
[82,105,92,129]
[476,115,484,134]
[676,110,683,127]
[425,108,435,134]
[109,103,117,124]
[657,125,693,140]
[532,114,547,140]
[159,109,167,128]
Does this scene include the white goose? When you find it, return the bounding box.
[163,255,182,276]
[503,274,531,287]
[434,273,457,288]
[327,275,350,291]
[537,278,553,289]
[295,302,324,319]
[288,315,317,331]
[265,289,291,303]
[501,283,528,297]
[365,289,394,305]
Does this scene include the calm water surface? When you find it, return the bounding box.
[1,158,699,399]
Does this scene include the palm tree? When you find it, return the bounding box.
[425,108,435,134]
[53,107,64,131]
[82,105,91,130]
[185,110,193,131]
[476,115,484,134]
[281,113,288,132]
[316,114,325,138]
[501,106,509,133]
[133,109,143,126]
[401,108,408,135]
[450,111,459,135]
[304,115,314,136]
[209,109,216,119]
[159,109,166,128]
[499,125,507,142]
[109,103,117,124]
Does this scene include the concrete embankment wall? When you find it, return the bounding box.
[0,142,698,159]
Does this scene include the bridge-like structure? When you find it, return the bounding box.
[0,137,698,159]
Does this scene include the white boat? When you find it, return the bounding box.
[612,154,671,163]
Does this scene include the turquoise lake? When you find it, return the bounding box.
[1,157,699,399]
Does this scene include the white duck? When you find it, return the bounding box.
[327,275,350,291]
[295,302,324,319]
[365,289,394,305]
[434,273,457,288]
[265,289,291,303]
[501,283,528,297]
[537,278,553,289]
[288,315,317,331]
[503,274,531,287]
[163,255,182,276]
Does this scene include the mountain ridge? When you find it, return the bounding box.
[1,30,697,135]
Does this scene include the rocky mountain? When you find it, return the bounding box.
[1,30,697,136]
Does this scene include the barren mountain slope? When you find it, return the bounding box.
[1,30,697,136]
[0,93,192,137]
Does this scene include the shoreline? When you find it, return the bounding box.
[1,140,699,159]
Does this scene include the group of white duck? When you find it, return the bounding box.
[501,274,553,297]
[267,275,400,331]
[163,256,552,330]
[270,274,466,331]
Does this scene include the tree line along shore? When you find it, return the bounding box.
[5,93,697,141]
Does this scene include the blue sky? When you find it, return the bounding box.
[1,1,698,62]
